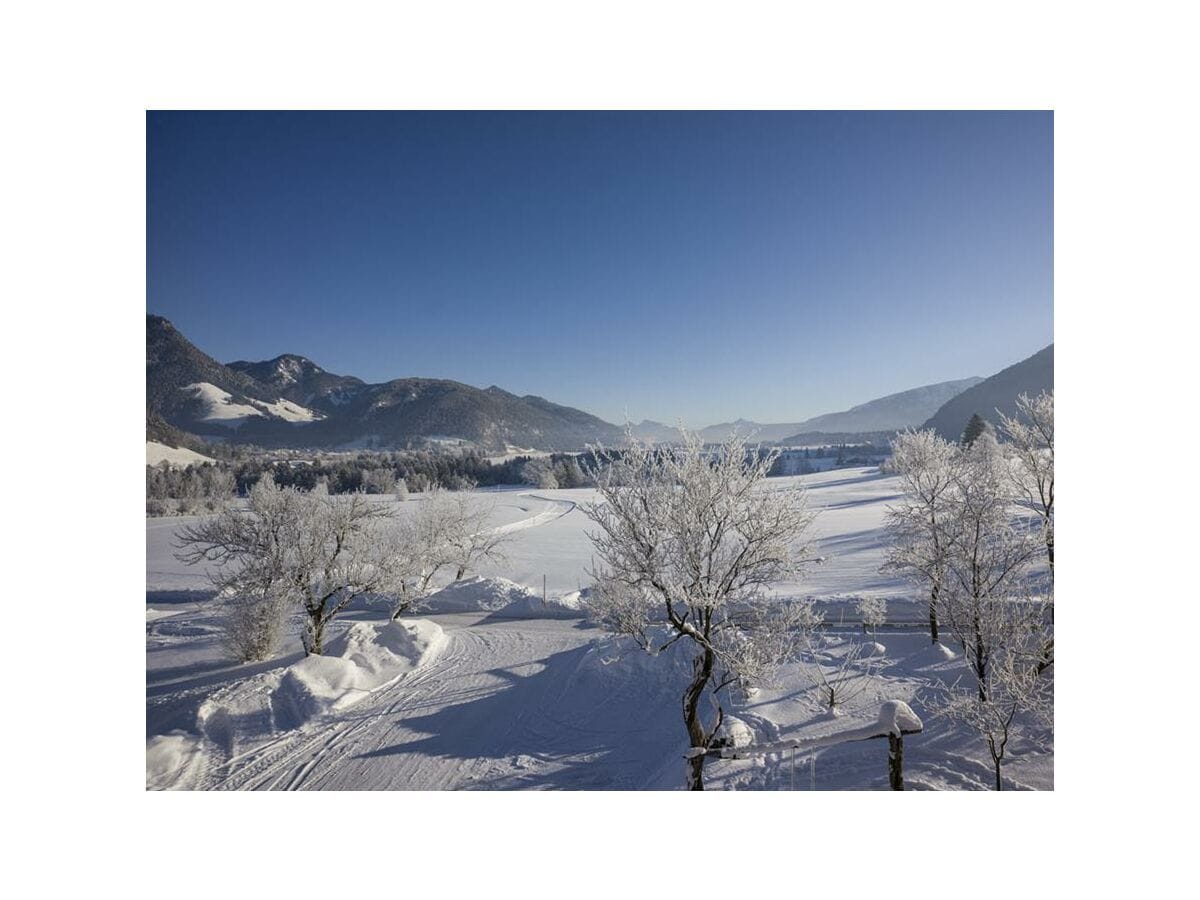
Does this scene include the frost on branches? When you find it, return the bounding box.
[883,429,960,644]
[582,429,815,790]
[385,486,509,619]
[175,480,398,657]
[999,390,1054,577]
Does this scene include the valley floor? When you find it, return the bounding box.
[146,468,1053,790]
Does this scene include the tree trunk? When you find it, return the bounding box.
[973,613,987,702]
[683,647,715,791]
[305,611,326,656]
[928,582,940,644]
[988,736,1002,791]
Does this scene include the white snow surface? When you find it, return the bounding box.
[182,382,322,427]
[150,619,447,787]
[147,473,1053,790]
[419,576,586,620]
[146,441,213,467]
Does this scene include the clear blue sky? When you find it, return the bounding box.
[147,111,1052,426]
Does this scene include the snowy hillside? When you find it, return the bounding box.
[146,441,214,467]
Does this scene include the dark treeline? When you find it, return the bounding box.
[148,439,892,515]
[147,447,608,506]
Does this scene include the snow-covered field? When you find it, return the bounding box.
[146,468,1053,790]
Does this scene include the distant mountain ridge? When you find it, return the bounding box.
[147,315,624,452]
[691,376,984,445]
[921,344,1053,440]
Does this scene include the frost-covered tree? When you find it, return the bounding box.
[521,457,559,489]
[394,478,409,502]
[582,429,815,790]
[857,595,886,644]
[939,438,1043,701]
[361,467,396,495]
[222,590,289,662]
[938,606,1052,790]
[176,481,399,656]
[432,488,508,581]
[796,601,877,712]
[999,391,1054,575]
[386,486,508,617]
[883,430,960,643]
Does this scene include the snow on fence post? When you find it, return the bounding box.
[700,700,922,791]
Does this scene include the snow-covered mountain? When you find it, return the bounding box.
[147,315,623,452]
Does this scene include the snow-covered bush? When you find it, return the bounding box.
[856,596,886,644]
[795,602,878,712]
[222,590,289,662]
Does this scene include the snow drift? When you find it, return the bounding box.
[146,731,206,790]
[192,619,446,760]
[422,576,586,619]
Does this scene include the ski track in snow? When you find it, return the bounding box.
[195,618,678,791]
[488,493,576,536]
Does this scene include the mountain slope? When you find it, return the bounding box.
[698,420,807,444]
[146,315,323,438]
[227,355,366,413]
[783,376,984,438]
[696,377,983,445]
[147,315,623,451]
[921,344,1054,440]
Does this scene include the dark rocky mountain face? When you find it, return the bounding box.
[227,355,366,414]
[921,344,1054,441]
[147,315,623,451]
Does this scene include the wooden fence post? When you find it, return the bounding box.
[887,732,904,791]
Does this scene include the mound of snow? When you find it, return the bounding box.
[712,715,756,750]
[906,641,961,670]
[861,640,887,656]
[486,586,587,620]
[324,618,447,688]
[196,619,446,756]
[421,577,588,619]
[423,576,542,613]
[146,730,205,790]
